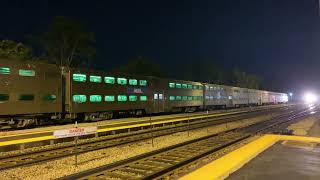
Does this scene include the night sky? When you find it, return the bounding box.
[1,0,320,96]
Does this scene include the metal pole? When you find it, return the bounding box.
[150,116,154,147]
[187,115,190,137]
[206,110,209,134]
[74,121,78,167]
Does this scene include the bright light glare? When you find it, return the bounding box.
[303,93,317,104]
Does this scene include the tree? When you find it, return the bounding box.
[0,40,32,60]
[41,16,96,67]
[231,67,261,89]
[116,56,167,77]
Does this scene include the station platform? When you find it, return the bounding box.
[181,134,320,180]
[0,105,286,151]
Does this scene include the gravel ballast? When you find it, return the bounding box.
[0,114,277,180]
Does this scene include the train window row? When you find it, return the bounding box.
[0,94,56,102]
[205,86,224,91]
[73,74,147,86]
[169,96,202,101]
[168,83,203,90]
[205,96,228,100]
[0,67,36,76]
[72,95,148,103]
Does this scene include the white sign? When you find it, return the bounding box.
[53,126,97,139]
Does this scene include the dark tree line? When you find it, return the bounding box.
[0,16,261,89]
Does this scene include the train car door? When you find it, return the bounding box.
[153,92,164,113]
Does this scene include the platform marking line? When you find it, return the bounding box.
[0,111,248,146]
[0,111,246,139]
[180,134,320,180]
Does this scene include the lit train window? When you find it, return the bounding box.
[205,96,210,100]
[169,83,175,88]
[210,87,214,91]
[182,96,188,100]
[105,76,115,84]
[176,96,182,100]
[19,69,35,77]
[139,80,147,86]
[129,79,138,85]
[19,94,34,101]
[193,85,198,89]
[0,67,10,75]
[129,95,137,101]
[199,86,203,90]
[117,95,127,101]
[73,74,86,82]
[182,84,188,89]
[176,83,181,88]
[105,95,115,102]
[90,75,102,83]
[43,94,56,101]
[117,78,127,85]
[193,96,198,100]
[169,96,175,101]
[73,95,86,103]
[140,96,147,101]
[188,84,193,89]
[90,95,102,102]
[188,96,193,100]
[0,94,9,101]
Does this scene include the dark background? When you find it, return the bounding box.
[1,0,319,96]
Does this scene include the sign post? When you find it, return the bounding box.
[53,123,97,167]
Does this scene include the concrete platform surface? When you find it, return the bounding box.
[181,135,320,180]
[228,141,320,180]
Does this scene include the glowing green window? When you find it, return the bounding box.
[140,96,147,101]
[90,75,102,83]
[0,67,10,75]
[169,83,175,88]
[129,95,137,101]
[139,80,147,86]
[105,95,115,102]
[117,95,127,101]
[19,69,35,77]
[0,94,9,101]
[129,79,138,85]
[90,95,102,102]
[182,96,188,100]
[176,83,181,88]
[182,84,188,89]
[19,94,34,101]
[169,96,175,101]
[193,85,198,89]
[73,95,86,103]
[199,86,203,90]
[187,84,193,89]
[117,78,127,85]
[73,74,86,82]
[176,96,182,100]
[104,76,115,84]
[188,96,193,100]
[43,94,57,101]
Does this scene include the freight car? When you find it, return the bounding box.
[0,59,288,128]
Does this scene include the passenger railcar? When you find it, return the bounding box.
[0,59,288,128]
[0,59,62,127]
[203,83,231,109]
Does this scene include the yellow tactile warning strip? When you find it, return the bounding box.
[180,134,320,180]
[0,111,247,147]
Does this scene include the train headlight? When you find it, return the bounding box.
[303,93,317,104]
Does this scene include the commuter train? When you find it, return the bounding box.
[0,59,288,128]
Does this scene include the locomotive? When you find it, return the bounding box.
[0,59,288,128]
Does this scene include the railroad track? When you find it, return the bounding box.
[59,106,315,180]
[0,106,294,171]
